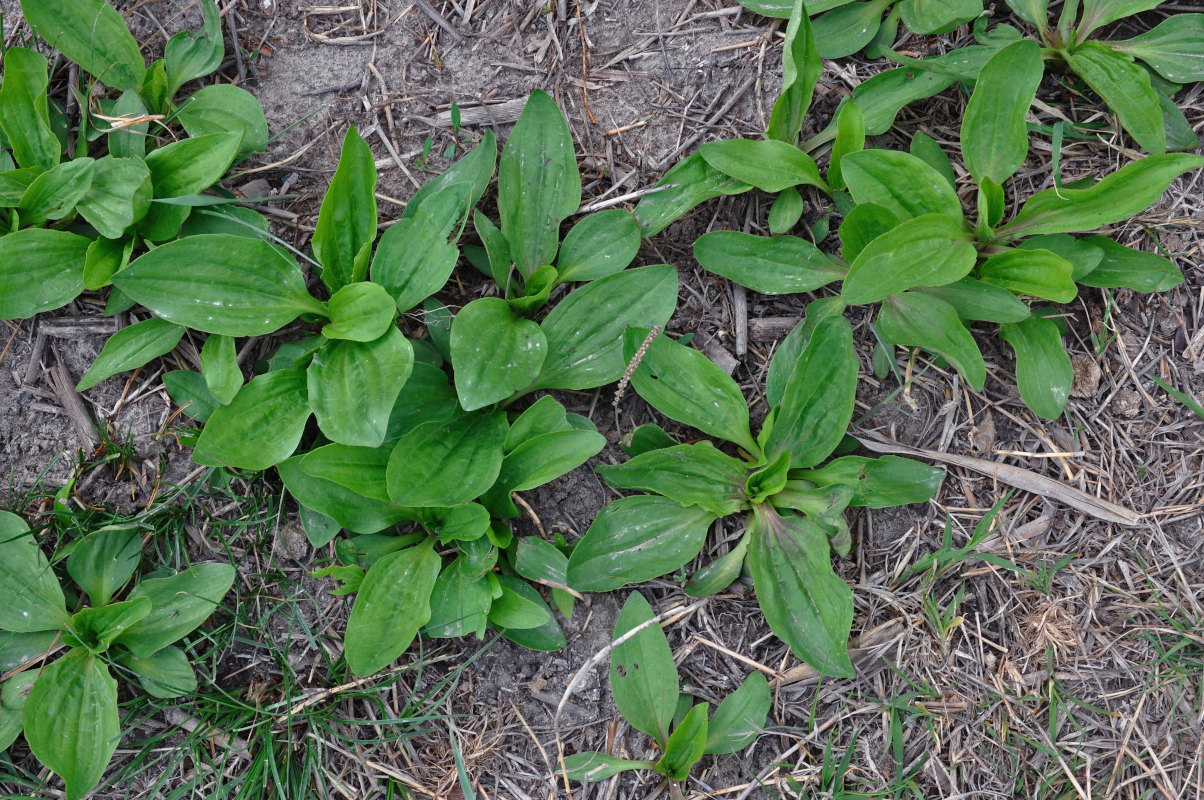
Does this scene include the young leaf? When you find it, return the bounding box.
[1112,14,1204,84]
[698,139,827,193]
[747,506,854,677]
[313,127,378,292]
[504,395,570,452]
[386,411,507,507]
[693,232,845,295]
[19,0,145,92]
[164,0,224,97]
[765,296,849,408]
[76,156,153,238]
[322,283,398,343]
[345,539,441,675]
[1076,234,1183,291]
[200,334,242,405]
[450,298,547,411]
[114,563,236,656]
[23,650,119,800]
[115,645,197,699]
[999,316,1073,419]
[76,318,184,392]
[795,455,945,507]
[633,153,750,237]
[812,0,891,59]
[372,212,461,312]
[841,150,964,222]
[492,577,568,651]
[704,671,771,754]
[0,511,69,632]
[625,329,758,454]
[309,330,414,448]
[69,598,152,653]
[913,278,1032,322]
[194,368,312,470]
[487,578,552,630]
[610,592,679,748]
[997,153,1204,238]
[877,292,987,390]
[66,526,142,607]
[910,131,957,188]
[533,265,678,391]
[977,248,1077,302]
[556,209,642,283]
[596,443,751,517]
[1066,42,1165,154]
[498,90,581,278]
[764,316,858,469]
[767,0,821,144]
[684,534,750,598]
[562,752,657,783]
[0,48,60,170]
[114,234,324,335]
[566,496,717,593]
[841,214,978,304]
[177,84,270,154]
[768,186,805,233]
[658,702,709,780]
[829,101,866,191]
[962,39,1043,185]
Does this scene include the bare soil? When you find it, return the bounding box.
[2,1,1203,799]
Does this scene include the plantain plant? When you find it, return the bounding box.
[562,592,772,794]
[0,512,234,800]
[692,38,1204,419]
[566,315,944,677]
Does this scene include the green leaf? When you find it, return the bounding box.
[66,526,141,607]
[633,153,751,237]
[492,577,567,651]
[299,444,392,502]
[566,496,716,593]
[17,158,94,226]
[1066,41,1165,154]
[658,702,709,780]
[144,132,242,199]
[898,0,982,34]
[0,167,40,206]
[977,248,1077,301]
[384,362,459,442]
[76,156,153,238]
[164,0,223,96]
[387,411,507,507]
[200,334,242,406]
[450,298,547,411]
[768,186,805,234]
[1017,234,1104,280]
[794,455,945,507]
[308,330,414,447]
[597,443,750,516]
[841,214,977,305]
[913,278,1032,322]
[556,209,642,283]
[962,40,1043,184]
[372,212,460,312]
[877,292,986,390]
[1076,0,1163,41]
[20,0,144,90]
[114,234,324,335]
[909,131,956,188]
[484,429,605,516]
[1113,14,1204,84]
[313,127,377,292]
[68,597,152,653]
[504,395,569,451]
[0,630,58,673]
[498,90,580,278]
[23,650,119,800]
[0,48,59,170]
[177,84,269,154]
[812,0,891,59]
[610,592,679,747]
[403,130,496,237]
[562,752,656,782]
[115,645,196,698]
[424,557,491,639]
[345,539,441,674]
[76,318,184,392]
[487,578,551,630]
[322,283,397,342]
[841,150,964,222]
[279,455,414,534]
[693,232,844,295]
[977,177,1005,235]
[698,139,827,193]
[0,229,89,319]
[533,265,678,391]
[684,534,750,598]
[163,369,219,422]
[114,563,235,655]
[620,424,680,457]
[82,236,131,292]
[514,537,572,590]
[838,203,900,263]
[625,329,758,454]
[999,316,1074,419]
[765,316,858,469]
[765,296,848,408]
[829,101,866,191]
[0,672,35,752]
[1076,234,1183,291]
[107,90,148,159]
[847,68,957,138]
[194,369,311,470]
[704,672,771,754]
[747,506,854,677]
[0,511,69,632]
[1005,0,1048,28]
[768,0,822,143]
[998,153,1204,238]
